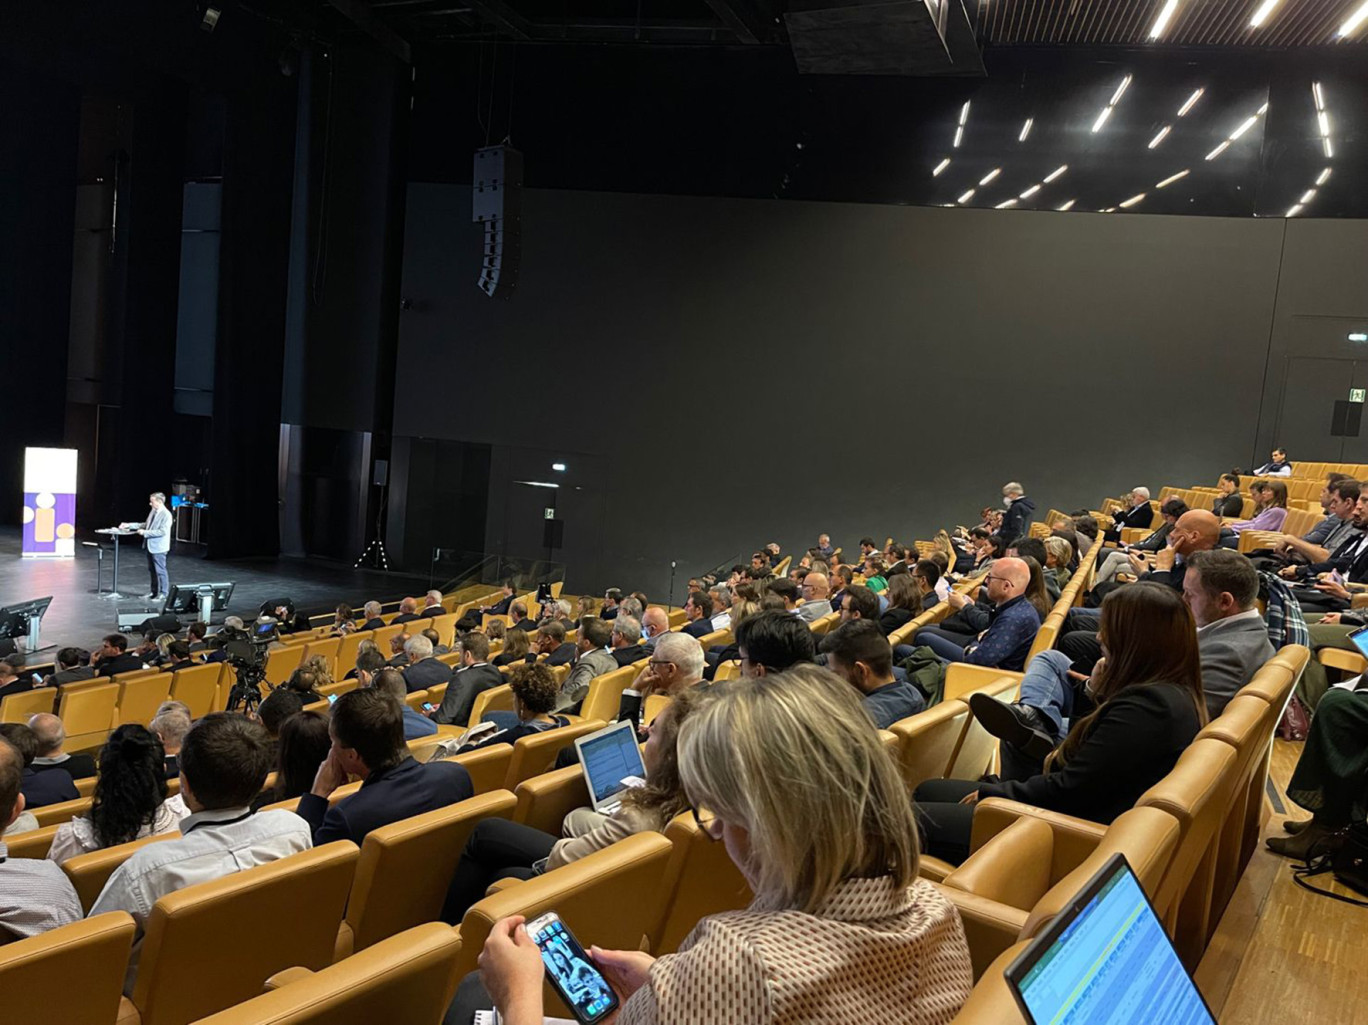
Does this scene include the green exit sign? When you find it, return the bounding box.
[1351,389,1366,404]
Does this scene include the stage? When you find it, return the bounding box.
[0,528,430,658]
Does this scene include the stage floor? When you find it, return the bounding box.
[0,528,430,657]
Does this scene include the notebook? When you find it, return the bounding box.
[473,1012,574,1025]
[1005,854,1216,1025]
[574,719,646,816]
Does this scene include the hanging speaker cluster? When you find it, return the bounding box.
[472,144,523,299]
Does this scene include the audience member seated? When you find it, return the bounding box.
[505,601,534,634]
[814,532,835,560]
[616,597,645,625]
[0,738,83,939]
[1253,446,1294,477]
[463,664,568,750]
[1267,681,1368,858]
[915,583,1206,864]
[92,634,146,678]
[999,480,1035,544]
[457,665,973,1024]
[360,601,385,631]
[47,724,186,864]
[27,712,97,780]
[535,621,576,667]
[90,714,311,987]
[557,618,618,710]
[157,639,194,673]
[680,591,715,638]
[486,620,508,646]
[768,578,803,613]
[838,583,882,628]
[912,559,943,611]
[284,665,328,705]
[1279,490,1368,613]
[392,597,421,624]
[421,590,446,617]
[492,628,536,668]
[913,558,1039,672]
[636,607,666,651]
[1213,473,1245,517]
[823,621,926,728]
[443,688,700,926]
[609,616,648,667]
[423,626,451,656]
[1105,486,1155,542]
[862,557,889,594]
[1254,477,1361,571]
[1183,550,1276,714]
[795,572,832,622]
[829,564,854,613]
[186,621,209,652]
[43,646,95,690]
[736,609,816,676]
[878,574,924,636]
[258,687,306,741]
[1229,479,1289,534]
[403,634,456,691]
[151,706,191,779]
[330,603,358,636]
[433,632,503,726]
[364,667,437,741]
[251,711,332,810]
[1043,536,1074,591]
[599,588,622,620]
[1007,537,1058,600]
[0,723,77,809]
[1093,497,1188,586]
[386,630,412,667]
[299,688,474,845]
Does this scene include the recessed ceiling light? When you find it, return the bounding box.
[1316,167,1332,186]
[1091,106,1112,133]
[1020,184,1041,199]
[1323,137,1334,158]
[1340,0,1368,35]
[552,462,567,472]
[1044,165,1068,182]
[1156,169,1190,188]
[1300,188,1316,204]
[1057,199,1076,211]
[1019,118,1033,142]
[1257,101,1269,115]
[1312,82,1325,111]
[953,125,964,148]
[979,168,1002,186]
[1177,88,1204,117]
[1350,332,1368,342]
[1110,75,1133,105]
[1205,140,1230,161]
[1148,125,1172,148]
[933,158,951,176]
[1249,0,1281,27]
[1229,115,1260,140]
[1119,193,1146,208]
[1150,0,1181,37]
[959,101,971,126]
[995,198,1018,209]
[1285,203,1303,217]
[957,188,976,204]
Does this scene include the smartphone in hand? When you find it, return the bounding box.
[526,912,619,1024]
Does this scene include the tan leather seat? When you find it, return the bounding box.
[333,631,374,680]
[32,795,92,829]
[126,841,360,1025]
[430,613,460,650]
[300,638,342,678]
[942,664,1023,704]
[189,922,463,1025]
[63,832,183,911]
[456,832,674,1013]
[892,701,972,791]
[116,674,174,728]
[263,645,306,687]
[512,764,589,833]
[947,674,1021,780]
[467,683,514,727]
[3,822,60,859]
[1,686,57,722]
[937,805,1180,979]
[0,911,136,1024]
[170,663,222,718]
[59,682,120,750]
[503,720,606,790]
[334,791,516,960]
[318,679,359,700]
[579,664,640,724]
[949,940,1031,1024]
[649,813,752,955]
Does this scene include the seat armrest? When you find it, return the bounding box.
[917,856,956,883]
[970,798,1106,879]
[944,817,1055,911]
[486,877,522,897]
[932,884,1031,982]
[264,966,316,991]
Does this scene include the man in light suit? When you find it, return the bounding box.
[1184,550,1276,716]
[138,492,174,600]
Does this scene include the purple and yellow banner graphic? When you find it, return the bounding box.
[23,448,78,559]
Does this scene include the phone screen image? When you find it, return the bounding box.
[422,702,434,711]
[527,914,618,1024]
[327,693,338,704]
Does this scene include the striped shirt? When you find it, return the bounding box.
[0,840,84,940]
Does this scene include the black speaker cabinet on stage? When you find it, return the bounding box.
[472,144,523,299]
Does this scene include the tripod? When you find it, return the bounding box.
[225,663,267,716]
[354,480,390,570]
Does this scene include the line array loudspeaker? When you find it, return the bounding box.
[472,145,523,299]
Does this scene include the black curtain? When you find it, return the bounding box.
[209,77,297,559]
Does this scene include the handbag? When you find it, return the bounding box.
[1293,821,1368,907]
[1277,694,1310,742]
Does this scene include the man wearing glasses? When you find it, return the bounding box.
[796,573,833,622]
[915,558,1039,672]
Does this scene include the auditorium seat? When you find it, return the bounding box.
[334,791,516,960]
[32,795,92,829]
[503,720,606,790]
[454,832,675,1010]
[318,679,359,700]
[511,763,588,833]
[263,646,305,687]
[891,701,974,792]
[467,683,514,727]
[4,822,60,859]
[0,912,136,1025]
[948,940,1030,1024]
[444,743,517,794]
[649,812,752,954]
[188,922,462,1025]
[643,693,670,724]
[694,627,731,649]
[429,613,459,649]
[946,675,1021,781]
[63,831,183,911]
[936,805,1181,979]
[123,841,359,1025]
[0,686,56,722]
[170,663,222,718]
[713,660,742,680]
[808,612,840,637]
[333,631,372,679]
[300,637,342,677]
[59,682,121,751]
[115,674,173,728]
[579,663,641,723]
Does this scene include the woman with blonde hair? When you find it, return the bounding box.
[1042,535,1074,590]
[491,626,533,667]
[484,619,508,644]
[472,666,973,1024]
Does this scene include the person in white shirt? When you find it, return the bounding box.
[707,584,733,631]
[90,713,311,991]
[1253,447,1294,477]
[0,738,83,940]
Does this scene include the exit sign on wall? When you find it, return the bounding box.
[1351,389,1366,403]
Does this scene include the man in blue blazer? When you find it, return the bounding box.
[297,688,473,846]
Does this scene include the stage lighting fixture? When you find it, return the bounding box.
[201,5,221,31]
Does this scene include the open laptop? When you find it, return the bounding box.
[1005,854,1216,1025]
[1348,625,1368,662]
[574,720,646,816]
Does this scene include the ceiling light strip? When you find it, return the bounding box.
[1155,169,1189,188]
[1149,0,1181,37]
[1148,125,1171,148]
[1177,88,1204,117]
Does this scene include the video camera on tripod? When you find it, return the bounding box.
[223,617,282,714]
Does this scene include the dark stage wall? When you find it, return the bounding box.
[392,183,1368,598]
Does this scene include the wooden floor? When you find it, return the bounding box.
[1197,739,1368,1024]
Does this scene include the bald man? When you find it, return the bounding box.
[917,557,1041,672]
[797,572,833,622]
[640,607,670,651]
[26,713,97,781]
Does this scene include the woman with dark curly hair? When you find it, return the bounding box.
[46,724,186,864]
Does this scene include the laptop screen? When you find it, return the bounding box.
[577,722,645,806]
[1008,855,1215,1025]
[1349,626,1368,662]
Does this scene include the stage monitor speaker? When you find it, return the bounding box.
[472,145,523,300]
[543,517,564,550]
